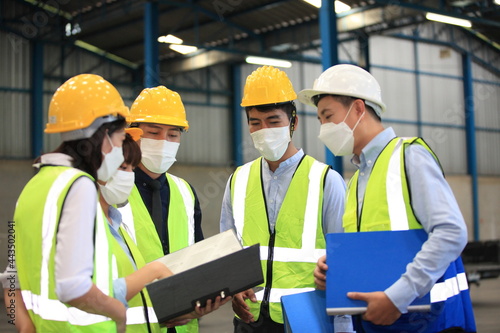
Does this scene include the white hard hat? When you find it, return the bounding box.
[298,64,386,117]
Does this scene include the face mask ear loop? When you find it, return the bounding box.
[352,111,366,132]
[343,102,365,131]
[102,130,116,157]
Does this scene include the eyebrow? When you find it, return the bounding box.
[144,124,162,129]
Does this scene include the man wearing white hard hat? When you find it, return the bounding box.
[299,64,476,333]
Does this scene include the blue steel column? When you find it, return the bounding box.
[413,29,423,138]
[231,64,243,167]
[144,1,159,88]
[358,34,370,71]
[32,40,44,158]
[320,0,342,174]
[463,53,479,241]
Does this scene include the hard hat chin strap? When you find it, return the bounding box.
[289,109,297,138]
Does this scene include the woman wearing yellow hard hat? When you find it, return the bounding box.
[11,73,130,332]
[8,75,226,333]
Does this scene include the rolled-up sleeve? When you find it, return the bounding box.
[55,177,97,303]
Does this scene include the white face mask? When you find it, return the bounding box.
[97,134,124,182]
[250,126,291,162]
[318,104,364,156]
[99,170,135,205]
[140,138,179,174]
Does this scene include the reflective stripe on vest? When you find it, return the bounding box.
[258,246,326,263]
[166,174,195,248]
[231,156,328,322]
[233,158,326,253]
[21,290,111,325]
[120,186,164,262]
[431,272,468,303]
[126,307,158,325]
[119,202,137,244]
[109,221,161,331]
[120,182,198,332]
[253,287,316,303]
[19,168,113,327]
[345,137,470,305]
[386,138,409,230]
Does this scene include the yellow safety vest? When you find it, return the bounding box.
[344,137,475,331]
[119,173,198,333]
[109,221,163,333]
[15,166,116,332]
[230,156,328,323]
[344,137,439,232]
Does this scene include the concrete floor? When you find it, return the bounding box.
[1,161,499,332]
[1,277,499,332]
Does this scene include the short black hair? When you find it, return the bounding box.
[244,101,296,122]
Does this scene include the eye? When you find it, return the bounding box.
[147,131,159,135]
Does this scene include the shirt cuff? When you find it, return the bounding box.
[384,276,419,314]
[113,278,128,308]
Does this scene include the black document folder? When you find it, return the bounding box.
[145,231,263,323]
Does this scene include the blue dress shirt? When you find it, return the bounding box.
[352,127,468,313]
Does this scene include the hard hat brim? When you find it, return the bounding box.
[297,89,332,107]
[298,88,387,115]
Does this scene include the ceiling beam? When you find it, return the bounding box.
[372,0,500,29]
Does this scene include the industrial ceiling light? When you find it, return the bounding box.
[245,56,292,68]
[169,44,198,55]
[494,0,500,5]
[302,0,351,13]
[158,34,183,44]
[425,12,472,28]
[335,1,351,13]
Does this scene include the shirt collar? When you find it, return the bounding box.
[262,149,304,174]
[39,153,74,167]
[351,127,396,168]
[107,205,123,231]
[134,166,167,188]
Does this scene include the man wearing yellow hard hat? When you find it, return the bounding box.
[219,66,347,332]
[120,86,202,333]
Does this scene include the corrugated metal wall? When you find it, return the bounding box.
[0,31,135,157]
[0,31,31,158]
[1,25,499,176]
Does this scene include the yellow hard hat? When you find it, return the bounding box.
[128,86,189,130]
[45,74,129,140]
[241,66,297,107]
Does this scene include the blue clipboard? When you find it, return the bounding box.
[281,290,334,333]
[325,229,431,315]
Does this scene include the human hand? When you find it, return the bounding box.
[347,291,401,325]
[231,289,258,323]
[194,295,232,317]
[314,255,328,290]
[163,295,231,327]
